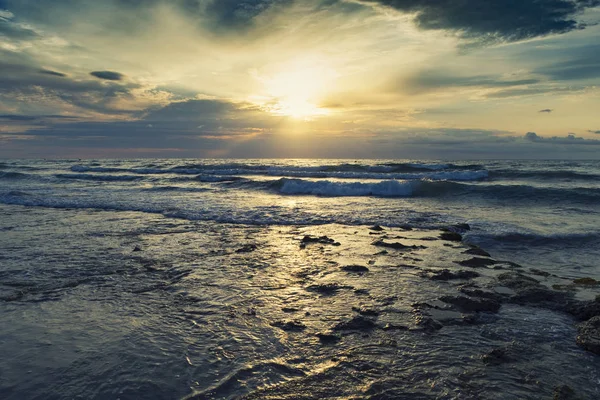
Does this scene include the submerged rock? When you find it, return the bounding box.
[553,385,578,400]
[369,225,385,231]
[341,265,370,273]
[414,315,443,332]
[333,315,377,331]
[439,232,462,241]
[463,247,491,257]
[133,246,142,252]
[271,319,307,332]
[427,269,480,281]
[439,295,501,313]
[573,277,599,286]
[306,283,350,295]
[235,244,258,253]
[576,316,600,355]
[481,347,514,365]
[371,239,426,250]
[300,235,340,246]
[315,332,341,344]
[456,257,498,268]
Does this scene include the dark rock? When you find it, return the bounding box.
[497,272,540,289]
[459,287,503,301]
[414,315,443,332]
[463,247,491,257]
[354,288,370,295]
[381,323,409,331]
[316,333,340,344]
[481,347,514,365]
[372,239,426,250]
[553,385,578,400]
[271,319,306,332]
[512,287,566,304]
[341,265,370,273]
[282,307,300,313]
[300,235,339,246]
[439,295,501,313]
[566,300,600,321]
[133,246,142,252]
[454,223,471,231]
[369,225,385,231]
[306,283,349,295]
[529,268,551,277]
[440,232,462,241]
[428,269,480,281]
[236,244,258,253]
[456,257,498,268]
[576,316,600,355]
[573,277,599,286]
[333,315,377,331]
[352,306,380,316]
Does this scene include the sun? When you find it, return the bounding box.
[256,59,336,119]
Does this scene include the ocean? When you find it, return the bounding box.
[1,158,599,399]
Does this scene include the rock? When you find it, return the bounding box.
[497,272,539,290]
[381,323,409,331]
[236,244,258,253]
[439,295,501,313]
[459,287,503,301]
[371,239,426,250]
[481,348,513,365]
[352,306,380,316]
[576,316,600,355]
[428,269,480,281]
[454,223,471,231]
[271,320,307,332]
[282,307,300,313]
[553,385,578,400]
[300,235,340,247]
[341,265,370,273]
[573,277,599,286]
[414,315,443,332]
[333,315,377,331]
[133,246,142,252]
[456,257,498,268]
[529,268,551,277]
[463,247,491,257]
[369,225,385,231]
[316,333,340,344]
[440,232,462,241]
[566,300,600,321]
[306,283,349,295]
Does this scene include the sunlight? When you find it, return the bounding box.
[256,59,336,119]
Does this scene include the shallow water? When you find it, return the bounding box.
[1,159,599,399]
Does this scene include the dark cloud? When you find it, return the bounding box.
[539,109,553,113]
[484,87,580,99]
[358,0,600,42]
[535,45,600,81]
[401,70,539,93]
[38,69,67,77]
[0,114,76,121]
[90,71,125,81]
[588,130,600,134]
[525,131,600,145]
[0,12,40,39]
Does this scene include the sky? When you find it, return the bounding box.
[1,0,600,159]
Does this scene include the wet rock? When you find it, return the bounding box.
[369,225,385,231]
[573,277,599,286]
[316,332,340,344]
[354,288,370,296]
[456,257,498,268]
[440,232,462,241]
[529,268,552,277]
[271,319,307,332]
[282,307,300,313]
[306,283,350,295]
[459,287,504,301]
[133,246,142,252]
[553,385,578,400]
[427,269,480,281]
[236,244,258,253]
[439,295,501,313]
[341,265,370,273]
[352,306,380,316]
[414,315,443,332]
[381,323,409,331]
[576,316,600,355]
[497,272,540,290]
[566,300,600,321]
[372,239,426,250]
[481,347,514,365]
[333,315,377,331]
[463,247,491,257]
[454,223,471,231]
[300,235,340,246]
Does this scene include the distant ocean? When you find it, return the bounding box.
[1,158,599,277]
[1,158,600,399]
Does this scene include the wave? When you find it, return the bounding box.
[471,231,600,247]
[277,178,416,197]
[0,171,33,180]
[492,169,600,181]
[55,173,144,182]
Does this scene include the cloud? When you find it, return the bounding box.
[0,10,40,40]
[39,69,67,77]
[356,0,600,43]
[525,131,600,145]
[539,109,553,113]
[588,130,600,134]
[90,71,124,81]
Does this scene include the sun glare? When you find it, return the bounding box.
[256,59,336,119]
